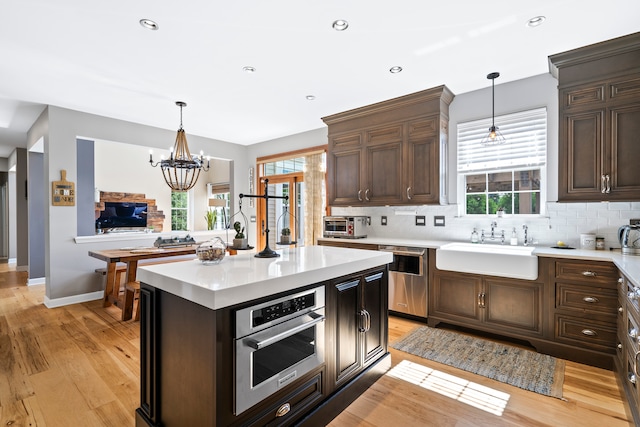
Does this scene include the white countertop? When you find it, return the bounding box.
[317,237,640,287]
[137,245,393,310]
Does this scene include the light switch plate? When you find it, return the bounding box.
[381,216,387,226]
[415,215,426,226]
[434,216,445,227]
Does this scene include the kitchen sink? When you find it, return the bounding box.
[436,242,538,280]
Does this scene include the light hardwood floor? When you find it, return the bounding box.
[0,264,633,426]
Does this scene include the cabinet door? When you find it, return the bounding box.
[608,104,640,199]
[430,272,482,323]
[333,277,362,386]
[364,125,404,205]
[484,278,543,336]
[405,117,440,204]
[362,270,387,366]
[559,109,605,201]
[327,149,364,206]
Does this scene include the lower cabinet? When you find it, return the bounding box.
[328,267,388,390]
[429,266,543,338]
[616,272,640,424]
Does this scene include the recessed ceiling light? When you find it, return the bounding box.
[526,16,546,27]
[139,19,159,30]
[332,20,349,31]
[306,95,316,101]
[389,66,403,74]
[242,66,256,73]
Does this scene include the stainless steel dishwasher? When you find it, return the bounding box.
[378,245,427,318]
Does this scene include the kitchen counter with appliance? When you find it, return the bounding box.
[317,237,640,287]
[135,245,393,427]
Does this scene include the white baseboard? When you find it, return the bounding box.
[28,277,46,286]
[44,290,104,308]
[16,265,28,272]
[8,258,16,264]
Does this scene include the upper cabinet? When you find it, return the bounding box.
[549,32,640,202]
[322,86,454,206]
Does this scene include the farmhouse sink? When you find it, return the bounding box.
[436,242,538,280]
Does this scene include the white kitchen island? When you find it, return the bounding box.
[135,245,392,427]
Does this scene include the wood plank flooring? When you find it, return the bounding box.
[0,264,633,426]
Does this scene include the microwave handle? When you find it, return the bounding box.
[244,312,325,350]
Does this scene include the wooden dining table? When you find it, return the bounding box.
[89,246,197,320]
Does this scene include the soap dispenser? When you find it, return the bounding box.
[510,227,518,246]
[471,228,479,243]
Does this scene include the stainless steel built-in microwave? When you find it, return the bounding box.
[323,216,369,239]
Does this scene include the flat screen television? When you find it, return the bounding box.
[96,202,147,229]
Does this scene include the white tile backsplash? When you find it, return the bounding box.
[331,201,640,249]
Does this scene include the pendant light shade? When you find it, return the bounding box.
[481,72,507,146]
[149,101,210,191]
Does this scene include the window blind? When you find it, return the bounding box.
[457,108,547,173]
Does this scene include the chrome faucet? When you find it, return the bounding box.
[523,225,529,246]
[490,221,497,240]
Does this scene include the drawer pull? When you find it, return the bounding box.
[618,343,623,350]
[629,373,637,385]
[582,296,599,303]
[619,277,625,284]
[582,271,597,277]
[619,306,624,314]
[276,403,291,417]
[630,328,638,339]
[581,329,597,336]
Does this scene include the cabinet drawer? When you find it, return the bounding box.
[248,370,324,427]
[555,315,616,351]
[555,260,618,284]
[562,84,605,108]
[556,282,617,315]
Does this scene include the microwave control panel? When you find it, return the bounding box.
[252,293,315,327]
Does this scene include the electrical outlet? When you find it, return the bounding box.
[434,216,445,227]
[381,216,387,226]
[631,218,640,226]
[415,215,426,226]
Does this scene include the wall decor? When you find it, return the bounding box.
[52,169,75,206]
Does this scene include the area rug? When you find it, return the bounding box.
[391,326,565,399]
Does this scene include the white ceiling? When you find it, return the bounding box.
[0,0,639,158]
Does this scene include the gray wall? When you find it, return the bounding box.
[27,151,45,280]
[27,106,250,303]
[76,139,95,236]
[15,148,28,269]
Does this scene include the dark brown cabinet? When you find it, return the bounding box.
[328,267,388,389]
[323,86,453,206]
[549,32,640,202]
[429,267,543,338]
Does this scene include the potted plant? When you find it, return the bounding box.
[280,227,291,244]
[233,221,247,249]
[205,210,217,230]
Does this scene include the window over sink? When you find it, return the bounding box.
[457,108,547,215]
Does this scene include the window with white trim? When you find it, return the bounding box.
[457,108,547,215]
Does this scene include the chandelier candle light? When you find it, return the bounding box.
[481,72,507,146]
[149,101,210,191]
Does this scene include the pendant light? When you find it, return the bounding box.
[149,101,210,191]
[481,72,506,146]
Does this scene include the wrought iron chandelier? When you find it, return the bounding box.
[481,72,507,146]
[149,101,209,191]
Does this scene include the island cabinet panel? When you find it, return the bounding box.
[323,85,453,206]
[327,267,388,391]
[550,32,640,202]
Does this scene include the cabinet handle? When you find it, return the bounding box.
[582,296,599,303]
[628,291,639,301]
[581,271,597,277]
[406,187,412,200]
[581,329,597,337]
[618,343,623,350]
[605,174,611,193]
[619,277,625,284]
[357,190,363,202]
[630,373,637,385]
[477,293,483,308]
[365,309,371,332]
[364,189,370,201]
[601,175,606,193]
[275,403,291,417]
[619,306,624,314]
[630,328,638,339]
[359,309,371,332]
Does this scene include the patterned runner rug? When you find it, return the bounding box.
[391,326,565,399]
